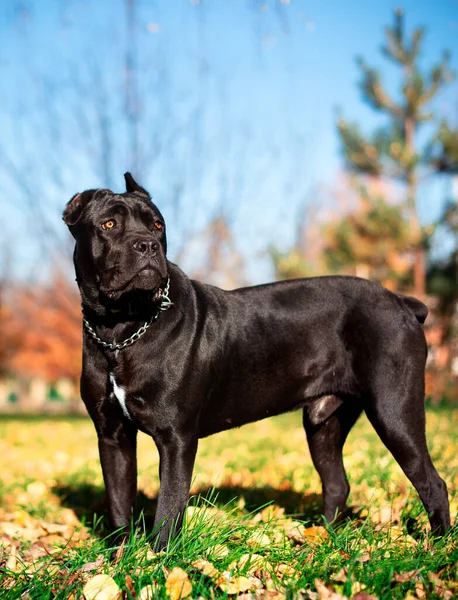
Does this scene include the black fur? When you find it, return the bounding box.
[63,173,450,550]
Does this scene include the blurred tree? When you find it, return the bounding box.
[0,280,23,377]
[427,122,458,382]
[0,0,299,288]
[271,200,331,280]
[322,185,422,289]
[272,177,425,289]
[434,122,458,174]
[8,276,82,385]
[428,122,458,297]
[337,9,454,296]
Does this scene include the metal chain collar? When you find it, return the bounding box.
[83,277,173,352]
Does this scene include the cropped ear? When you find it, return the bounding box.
[62,189,97,226]
[124,172,149,196]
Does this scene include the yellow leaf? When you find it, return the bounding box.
[303,526,328,545]
[248,576,263,589]
[206,543,229,558]
[83,574,120,600]
[276,563,296,579]
[331,568,348,583]
[247,530,271,547]
[165,567,193,600]
[138,585,157,600]
[231,553,265,573]
[26,481,48,499]
[350,581,366,596]
[315,579,348,599]
[258,505,285,522]
[6,545,17,572]
[192,558,220,580]
[217,574,252,594]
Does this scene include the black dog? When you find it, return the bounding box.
[63,173,450,550]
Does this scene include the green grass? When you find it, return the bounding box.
[0,409,457,599]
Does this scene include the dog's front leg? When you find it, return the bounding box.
[152,432,198,550]
[97,422,138,546]
[81,361,138,549]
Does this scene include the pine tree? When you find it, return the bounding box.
[430,122,458,293]
[271,176,420,288]
[434,122,458,174]
[337,9,454,296]
[323,187,417,289]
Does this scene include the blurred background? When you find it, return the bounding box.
[1,0,458,412]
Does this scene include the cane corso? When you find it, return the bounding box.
[63,173,450,550]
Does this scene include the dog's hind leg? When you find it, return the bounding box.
[303,399,363,523]
[364,377,450,536]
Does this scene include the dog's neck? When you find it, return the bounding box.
[82,295,161,328]
[78,273,171,329]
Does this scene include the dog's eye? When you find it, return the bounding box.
[101,219,117,230]
[154,221,164,231]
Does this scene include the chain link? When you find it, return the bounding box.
[83,277,172,351]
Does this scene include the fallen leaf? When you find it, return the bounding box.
[415,583,426,599]
[284,522,327,546]
[350,582,367,596]
[192,558,220,579]
[331,568,348,583]
[428,572,455,599]
[218,574,253,594]
[231,553,266,573]
[113,538,125,565]
[249,576,263,589]
[125,575,135,597]
[392,570,420,583]
[83,574,120,600]
[275,563,296,579]
[255,592,286,600]
[303,526,328,545]
[6,544,18,572]
[80,555,106,573]
[138,585,155,600]
[26,481,48,499]
[40,522,71,535]
[315,579,348,600]
[259,505,285,522]
[165,567,192,600]
[356,553,371,563]
[206,543,230,558]
[247,531,271,547]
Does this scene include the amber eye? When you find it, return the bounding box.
[154,221,164,231]
[101,219,117,230]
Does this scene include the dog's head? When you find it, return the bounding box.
[63,173,168,313]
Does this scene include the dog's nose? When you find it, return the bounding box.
[133,238,159,255]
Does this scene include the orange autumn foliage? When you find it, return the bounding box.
[6,277,82,383]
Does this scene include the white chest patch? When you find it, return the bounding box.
[110,374,131,420]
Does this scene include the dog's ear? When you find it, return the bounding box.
[124,172,149,196]
[62,190,97,226]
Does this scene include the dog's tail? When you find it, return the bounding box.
[397,294,428,324]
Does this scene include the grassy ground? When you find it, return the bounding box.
[0,408,457,599]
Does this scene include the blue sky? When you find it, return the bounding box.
[1,0,458,283]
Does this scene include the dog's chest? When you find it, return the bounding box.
[108,354,149,419]
[110,374,131,419]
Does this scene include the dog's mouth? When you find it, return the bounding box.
[101,267,167,303]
